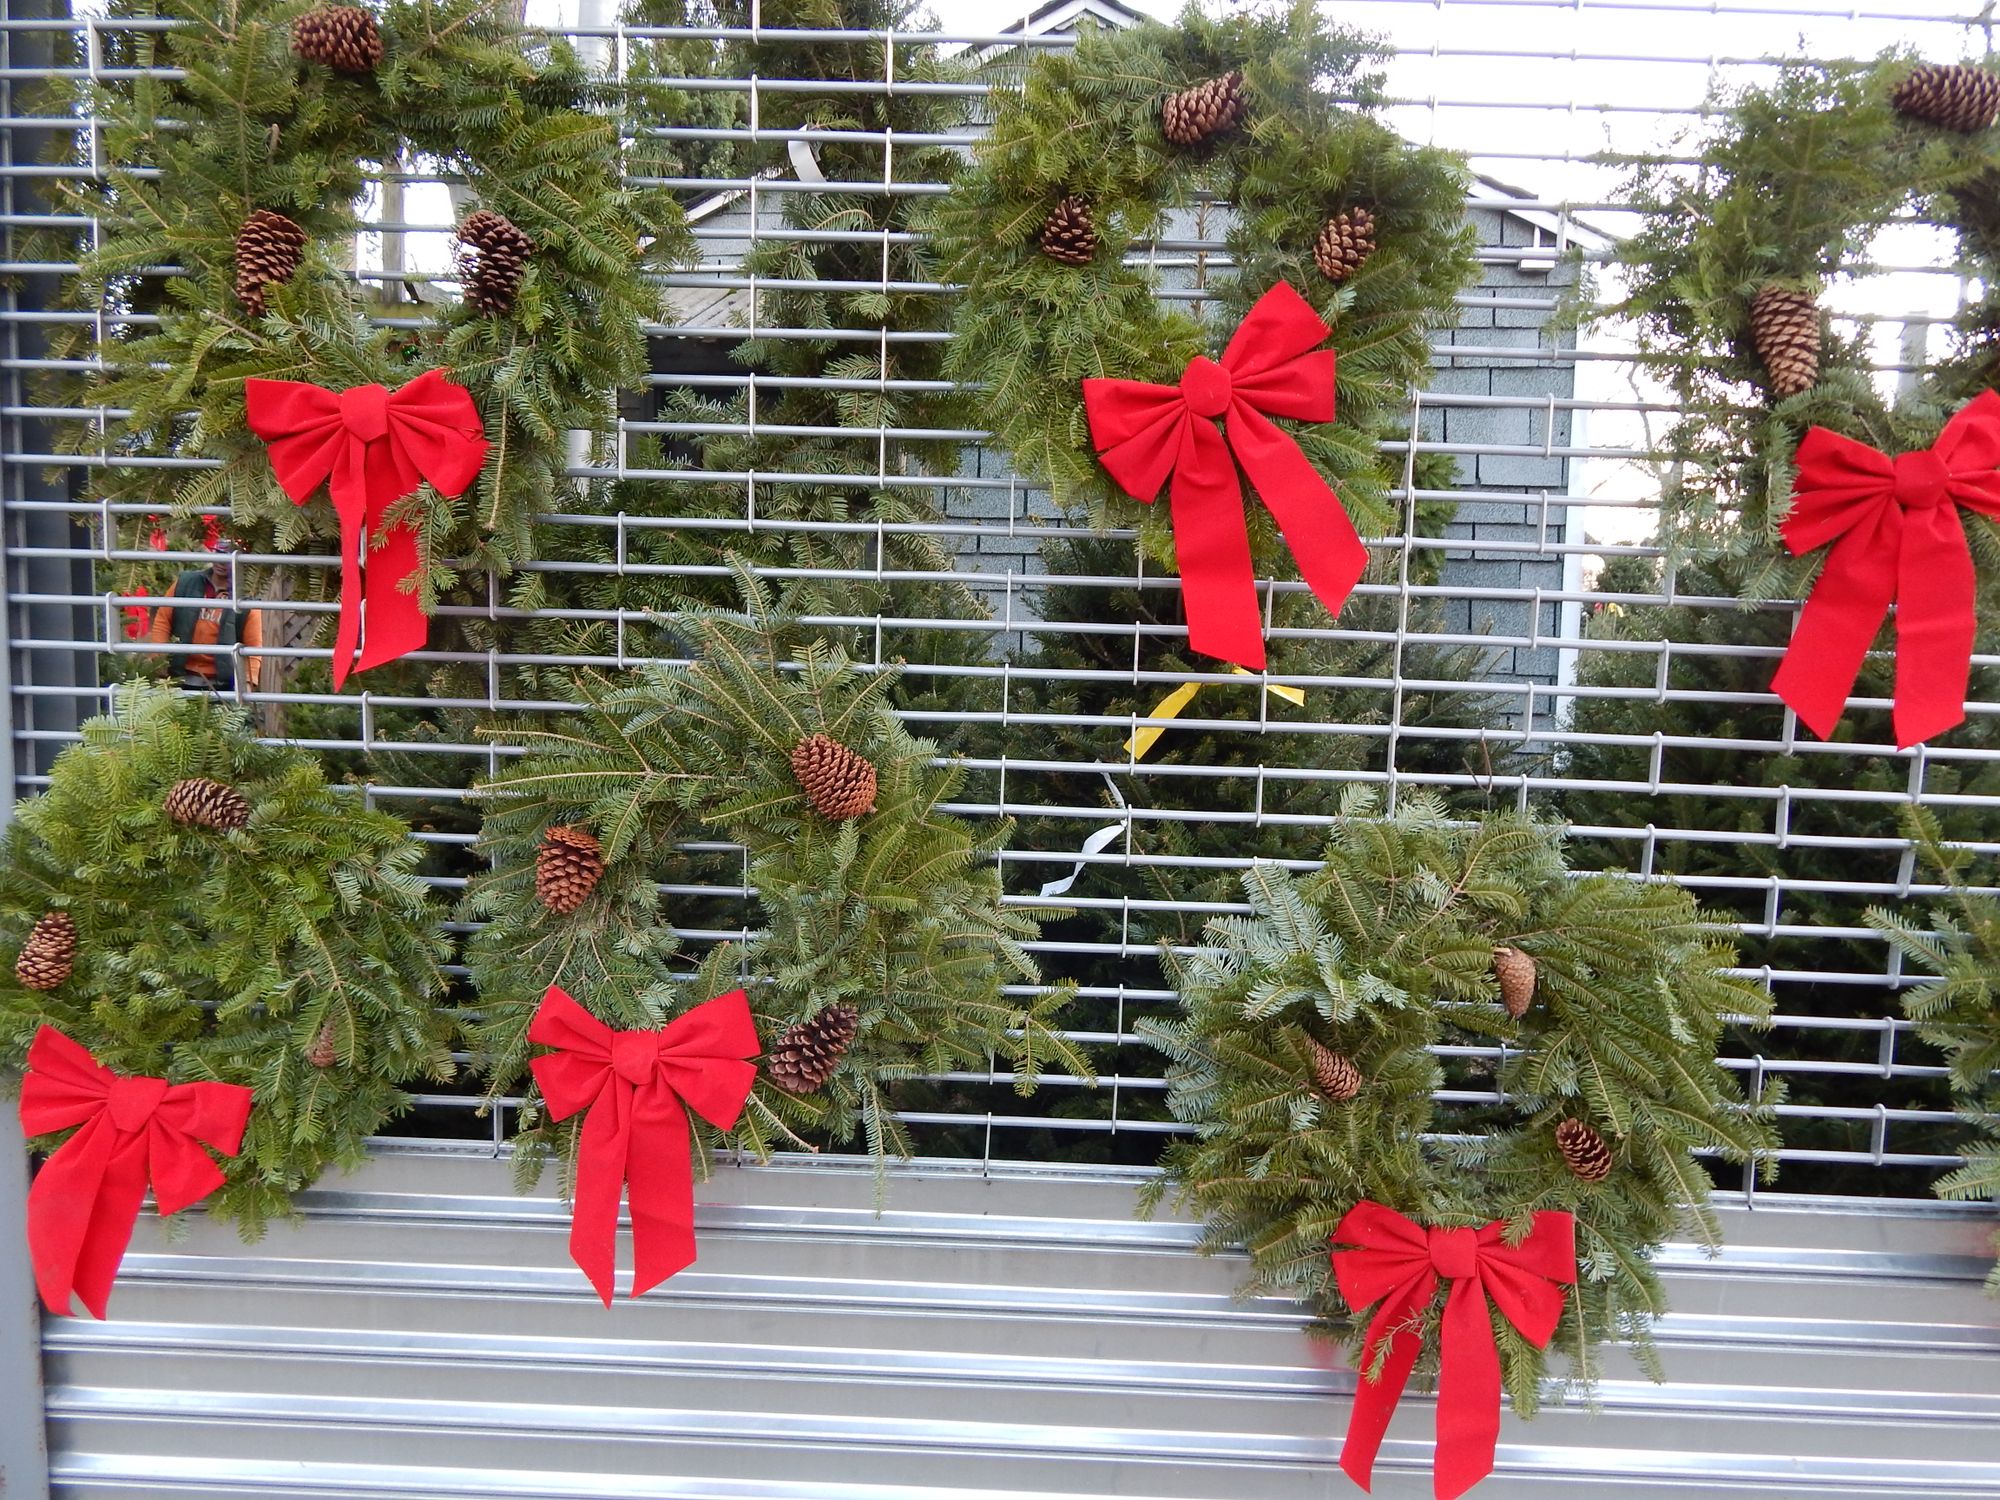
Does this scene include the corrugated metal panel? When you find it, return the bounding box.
[36,1150,2000,1498]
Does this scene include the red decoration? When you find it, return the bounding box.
[1081,281,1367,670]
[1770,390,2000,748]
[528,985,760,1304]
[244,369,488,688]
[120,587,151,639]
[1330,1201,1576,1500]
[19,1027,253,1319]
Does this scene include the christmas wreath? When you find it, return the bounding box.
[1608,55,2000,744]
[1869,808,2000,1294]
[42,0,687,685]
[1142,792,1778,1493]
[463,579,1089,1178]
[0,683,454,1235]
[930,3,1475,662]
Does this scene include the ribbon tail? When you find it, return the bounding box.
[67,1132,155,1320]
[1433,1277,1505,1500]
[1230,402,1369,623]
[569,1084,633,1306]
[1169,420,1266,670]
[1892,505,1975,748]
[1340,1288,1428,1494]
[353,512,428,678]
[27,1116,115,1315]
[626,1099,697,1299]
[325,449,371,691]
[1771,515,1899,741]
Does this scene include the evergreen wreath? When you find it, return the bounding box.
[462,576,1089,1178]
[1142,791,1779,1406]
[41,0,688,679]
[1608,55,2000,591]
[1868,808,2000,1294]
[930,1,1476,575]
[0,683,453,1231]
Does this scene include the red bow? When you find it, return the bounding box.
[1330,1201,1576,1500]
[528,985,760,1304]
[19,1027,253,1319]
[1771,390,2000,748]
[1082,282,1367,670]
[244,369,488,688]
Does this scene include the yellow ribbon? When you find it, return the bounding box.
[1123,667,1308,759]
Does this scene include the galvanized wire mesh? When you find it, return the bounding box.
[3,0,1997,1200]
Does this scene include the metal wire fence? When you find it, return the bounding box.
[3,0,1997,1201]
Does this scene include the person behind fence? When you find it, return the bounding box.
[147,539,263,691]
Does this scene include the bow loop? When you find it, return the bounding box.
[245,369,488,688]
[20,1026,252,1319]
[1330,1200,1577,1500]
[1082,282,1366,670]
[527,985,760,1304]
[1771,390,2000,747]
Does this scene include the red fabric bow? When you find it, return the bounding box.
[528,985,760,1305]
[19,1026,253,1319]
[1082,282,1367,670]
[1770,390,2000,748]
[1330,1201,1576,1500]
[244,370,488,688]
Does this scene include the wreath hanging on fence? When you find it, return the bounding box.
[0,683,453,1241]
[929,2,1476,666]
[462,575,1089,1181]
[1142,792,1779,1495]
[1609,54,2000,745]
[1869,808,2000,1295]
[43,0,688,685]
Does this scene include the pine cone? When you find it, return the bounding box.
[164,776,251,832]
[765,1004,859,1094]
[1038,194,1097,267]
[306,1022,339,1068]
[535,825,604,915]
[791,733,878,820]
[1555,1118,1614,1183]
[233,209,307,317]
[1312,207,1376,283]
[15,911,76,992]
[1892,62,2000,134]
[1492,945,1537,1019]
[1305,1037,1361,1102]
[290,5,384,73]
[455,209,534,316]
[1748,284,1820,398]
[1161,70,1246,147]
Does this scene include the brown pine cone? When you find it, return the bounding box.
[233,209,307,317]
[1038,194,1097,267]
[15,911,76,992]
[1312,207,1377,283]
[1555,1118,1614,1183]
[290,5,384,73]
[455,209,534,316]
[306,1022,339,1068]
[535,825,604,915]
[1748,284,1820,399]
[1305,1037,1361,1102]
[164,776,251,832]
[1892,62,2000,134]
[791,733,878,820]
[1492,945,1537,1019]
[765,1004,859,1094]
[1161,70,1246,147]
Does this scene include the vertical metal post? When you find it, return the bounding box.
[0,1109,49,1500]
[2,0,69,1491]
